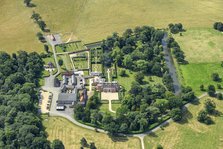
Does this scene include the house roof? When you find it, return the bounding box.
[58,93,77,102]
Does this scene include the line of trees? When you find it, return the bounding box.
[0,51,63,148]
[167,37,187,64]
[31,11,48,32]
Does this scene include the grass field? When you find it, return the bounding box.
[173,28,223,63]
[42,116,141,149]
[173,28,223,95]
[33,0,223,42]
[0,0,43,53]
[144,96,223,149]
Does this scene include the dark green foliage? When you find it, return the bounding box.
[101,26,166,76]
[24,0,32,7]
[207,85,216,97]
[135,72,144,84]
[212,73,221,82]
[31,11,41,22]
[169,23,184,34]
[167,37,186,64]
[51,139,64,149]
[170,108,183,121]
[217,84,222,89]
[36,32,45,43]
[58,59,63,66]
[90,142,97,149]
[80,137,88,147]
[217,93,223,100]
[204,99,216,114]
[44,45,49,53]
[213,22,223,32]
[157,144,163,149]
[37,21,47,31]
[200,84,205,91]
[162,73,174,92]
[197,110,212,125]
[0,51,50,148]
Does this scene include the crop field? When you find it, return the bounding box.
[33,0,223,42]
[55,41,85,53]
[144,96,223,149]
[173,28,223,95]
[0,0,43,53]
[42,116,141,149]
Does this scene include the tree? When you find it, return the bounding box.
[157,144,163,149]
[89,142,97,149]
[24,0,32,7]
[213,22,223,32]
[204,99,216,114]
[207,85,216,97]
[212,73,221,82]
[80,137,88,147]
[200,84,205,91]
[170,108,183,121]
[135,72,144,84]
[58,59,63,66]
[51,139,64,149]
[44,45,49,53]
[31,11,41,22]
[217,93,223,100]
[197,110,212,124]
[37,20,46,31]
[217,84,222,89]
[36,32,45,42]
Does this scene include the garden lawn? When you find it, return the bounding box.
[42,116,141,149]
[144,96,223,149]
[0,0,43,53]
[33,0,223,42]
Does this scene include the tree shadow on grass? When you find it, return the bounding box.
[148,132,158,138]
[191,98,201,105]
[108,134,129,142]
[211,110,223,117]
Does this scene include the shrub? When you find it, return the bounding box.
[217,93,223,100]
[204,99,216,114]
[207,85,216,97]
[197,110,212,125]
[212,73,221,82]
